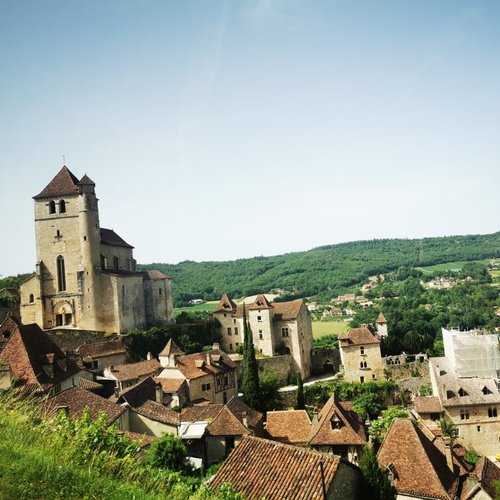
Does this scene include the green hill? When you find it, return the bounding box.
[140,232,500,306]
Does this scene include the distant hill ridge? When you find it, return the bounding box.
[139,231,500,306]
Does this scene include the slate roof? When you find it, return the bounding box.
[414,396,444,414]
[206,406,250,437]
[78,174,95,185]
[308,395,366,446]
[338,327,380,347]
[377,418,460,500]
[0,320,81,393]
[208,436,342,499]
[43,387,125,425]
[266,410,312,445]
[158,338,184,358]
[33,166,81,199]
[100,228,134,249]
[107,359,161,383]
[76,338,127,360]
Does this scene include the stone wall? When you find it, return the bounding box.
[311,348,341,376]
[234,354,293,385]
[46,329,119,351]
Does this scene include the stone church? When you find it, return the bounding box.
[20,166,173,333]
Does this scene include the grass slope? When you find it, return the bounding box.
[141,232,500,305]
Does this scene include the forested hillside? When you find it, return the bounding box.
[140,232,500,305]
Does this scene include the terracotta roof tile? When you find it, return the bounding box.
[208,436,342,499]
[225,396,263,430]
[33,166,80,199]
[206,406,250,436]
[43,387,125,425]
[123,431,156,448]
[78,174,95,185]
[214,294,238,313]
[248,294,273,310]
[143,270,171,280]
[100,228,134,249]
[133,400,180,426]
[308,395,366,446]
[78,378,104,391]
[76,338,127,360]
[272,299,304,320]
[158,338,184,357]
[175,349,236,380]
[414,396,444,415]
[469,456,500,498]
[181,403,224,422]
[107,359,161,382]
[266,410,312,445]
[376,312,387,323]
[339,327,380,347]
[153,376,187,394]
[116,376,160,407]
[377,418,460,499]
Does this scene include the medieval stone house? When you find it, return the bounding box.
[19,166,173,333]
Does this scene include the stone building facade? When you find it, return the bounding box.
[19,167,173,333]
[213,294,313,378]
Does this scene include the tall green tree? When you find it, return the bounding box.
[296,372,305,410]
[359,446,396,500]
[241,304,260,409]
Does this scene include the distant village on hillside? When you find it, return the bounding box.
[1,167,499,499]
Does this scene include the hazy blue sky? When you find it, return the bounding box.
[1,0,499,277]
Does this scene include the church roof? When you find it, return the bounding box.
[34,166,81,199]
[78,174,95,185]
[143,270,171,280]
[100,228,134,249]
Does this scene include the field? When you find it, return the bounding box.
[416,259,491,275]
[174,301,218,314]
[312,320,349,338]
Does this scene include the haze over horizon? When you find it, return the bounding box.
[1,1,499,277]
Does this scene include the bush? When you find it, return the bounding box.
[146,433,192,473]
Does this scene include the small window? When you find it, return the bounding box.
[234,327,238,335]
[202,383,211,392]
[360,376,365,383]
[257,316,262,322]
[57,255,66,291]
[360,346,365,355]
[49,200,56,214]
[59,200,66,213]
[372,374,376,380]
[259,333,263,340]
[159,288,162,296]
[458,388,468,397]
[56,229,61,238]
[229,343,233,351]
[282,327,289,337]
[29,294,34,303]
[113,256,119,270]
[488,407,497,418]
[477,425,481,432]
[482,386,492,395]
[56,314,63,326]
[2,330,11,339]
[233,319,236,324]
[227,327,232,336]
[460,409,470,420]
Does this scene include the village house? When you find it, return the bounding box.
[377,418,465,499]
[75,337,128,373]
[338,325,385,384]
[462,456,500,499]
[213,293,313,378]
[208,436,362,499]
[412,396,444,429]
[265,409,312,446]
[0,316,91,395]
[157,339,238,405]
[103,356,161,392]
[19,166,174,334]
[429,328,500,456]
[308,394,367,465]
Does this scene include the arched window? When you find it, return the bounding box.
[59,200,66,213]
[57,255,66,291]
[49,200,56,214]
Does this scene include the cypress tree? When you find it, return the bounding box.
[241,304,261,409]
[296,372,305,410]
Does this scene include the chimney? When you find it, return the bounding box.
[206,352,212,366]
[242,411,248,429]
[212,342,220,351]
[311,412,319,425]
[114,386,120,398]
[155,384,163,404]
[147,352,152,361]
[443,436,454,472]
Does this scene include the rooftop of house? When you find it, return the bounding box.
[414,396,444,415]
[75,337,127,360]
[208,436,343,500]
[206,406,250,437]
[43,386,125,425]
[142,270,171,280]
[153,376,187,394]
[158,338,185,358]
[132,400,180,427]
[105,358,161,383]
[168,348,236,380]
[464,456,500,499]
[376,312,387,323]
[308,395,366,447]
[265,410,312,445]
[429,357,500,407]
[100,228,134,249]
[181,403,224,423]
[115,376,160,407]
[214,293,305,321]
[0,317,81,393]
[377,418,461,500]
[224,396,263,430]
[338,326,380,347]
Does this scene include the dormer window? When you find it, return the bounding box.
[49,200,56,214]
[458,388,468,397]
[482,386,492,395]
[330,413,342,430]
[59,200,66,213]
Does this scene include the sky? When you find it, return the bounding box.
[1,0,499,277]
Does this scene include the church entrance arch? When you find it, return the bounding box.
[53,301,74,327]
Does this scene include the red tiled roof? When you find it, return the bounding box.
[43,387,125,425]
[214,294,238,313]
[468,456,500,499]
[143,270,171,280]
[376,312,387,323]
[78,378,103,391]
[0,320,81,393]
[123,431,156,448]
[116,376,160,407]
[206,406,250,436]
[338,327,380,347]
[225,396,263,431]
[175,349,236,380]
[248,294,273,310]
[133,400,180,426]
[308,395,366,446]
[153,376,186,394]
[414,397,443,415]
[377,418,460,500]
[100,228,134,249]
[181,403,224,422]
[208,436,342,499]
[266,410,312,445]
[33,166,80,199]
[107,359,161,382]
[272,299,304,320]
